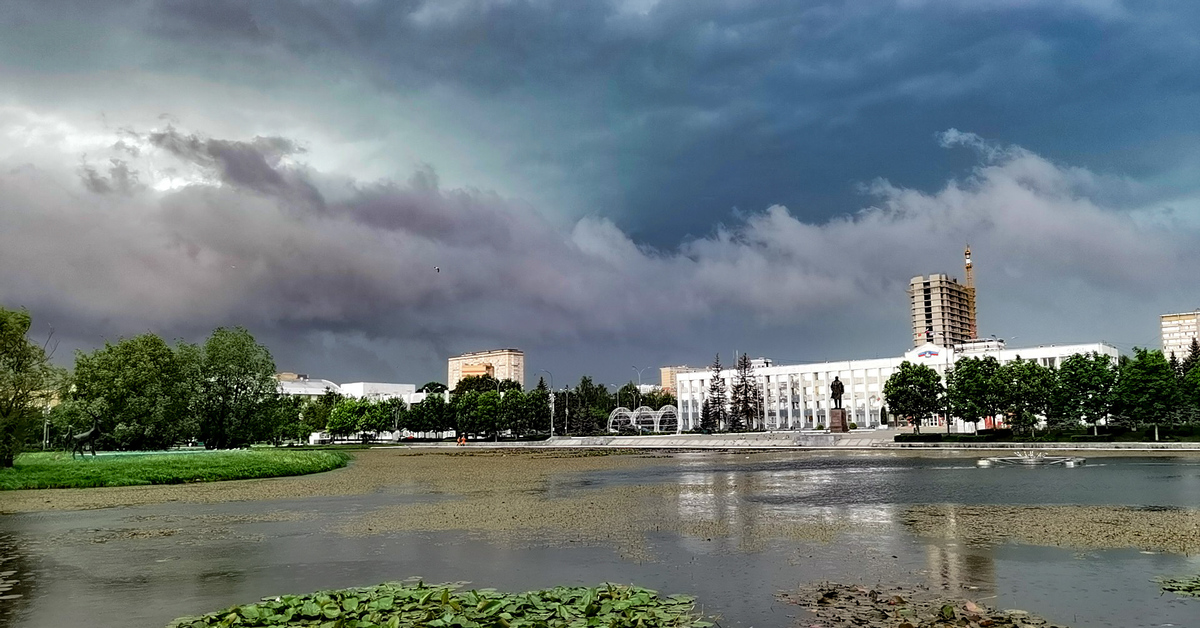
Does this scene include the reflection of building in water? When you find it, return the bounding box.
[921,506,996,594]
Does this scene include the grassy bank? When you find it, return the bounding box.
[168,580,710,628]
[0,449,351,490]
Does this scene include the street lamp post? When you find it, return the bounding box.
[631,366,650,407]
[540,369,554,437]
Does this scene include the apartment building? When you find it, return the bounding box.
[1161,310,1200,358]
[909,274,976,348]
[447,348,525,390]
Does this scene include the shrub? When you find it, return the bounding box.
[848,422,858,430]
[894,433,943,442]
[1068,434,1113,442]
[815,424,824,430]
[975,428,1013,441]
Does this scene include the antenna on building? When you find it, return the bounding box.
[964,244,977,339]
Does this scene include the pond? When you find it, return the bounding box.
[2,450,1199,628]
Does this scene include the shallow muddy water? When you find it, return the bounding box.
[3,451,1200,627]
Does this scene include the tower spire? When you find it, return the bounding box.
[964,245,977,339]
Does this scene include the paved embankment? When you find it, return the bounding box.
[401,432,1200,451]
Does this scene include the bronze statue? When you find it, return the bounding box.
[71,418,101,459]
[830,377,844,409]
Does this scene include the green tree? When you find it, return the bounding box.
[71,333,197,450]
[419,381,448,394]
[356,400,393,442]
[642,389,677,410]
[527,378,551,435]
[476,390,502,439]
[1051,352,1116,434]
[1180,338,1200,382]
[1183,364,1200,422]
[617,382,640,409]
[997,358,1053,435]
[706,354,728,431]
[409,393,449,436]
[194,327,277,449]
[453,391,480,437]
[0,307,63,466]
[699,399,716,432]
[326,398,362,441]
[383,397,408,433]
[262,394,307,445]
[302,389,344,434]
[946,356,1004,433]
[499,388,525,436]
[1113,348,1181,440]
[729,353,758,431]
[883,361,943,434]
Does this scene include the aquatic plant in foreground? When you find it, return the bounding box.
[167,580,713,628]
[1157,574,1200,597]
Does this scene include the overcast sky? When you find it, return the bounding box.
[3,0,1200,387]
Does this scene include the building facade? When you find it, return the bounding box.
[1161,310,1200,358]
[340,382,416,400]
[909,274,976,348]
[447,348,525,390]
[674,342,1118,434]
[659,365,702,394]
[276,373,342,399]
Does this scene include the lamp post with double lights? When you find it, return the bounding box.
[925,330,954,434]
[632,366,651,408]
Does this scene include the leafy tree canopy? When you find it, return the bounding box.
[883,361,943,433]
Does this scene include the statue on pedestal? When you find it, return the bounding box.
[830,377,844,409]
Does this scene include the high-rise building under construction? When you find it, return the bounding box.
[908,247,978,347]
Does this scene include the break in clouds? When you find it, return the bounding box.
[2,119,1198,379]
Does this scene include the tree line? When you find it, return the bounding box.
[698,353,762,432]
[1,305,684,465]
[882,340,1200,436]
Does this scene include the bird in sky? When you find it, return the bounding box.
[434,266,440,273]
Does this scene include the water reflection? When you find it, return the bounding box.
[6,454,1200,628]
[0,534,34,628]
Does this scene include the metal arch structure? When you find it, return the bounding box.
[607,405,680,434]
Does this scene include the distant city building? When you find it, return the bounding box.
[447,348,524,391]
[276,372,341,399]
[674,342,1118,433]
[659,365,702,394]
[1161,310,1200,358]
[340,382,416,401]
[909,273,976,348]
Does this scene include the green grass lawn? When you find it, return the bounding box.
[0,449,351,490]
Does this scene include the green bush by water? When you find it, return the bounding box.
[0,449,350,490]
[167,580,713,628]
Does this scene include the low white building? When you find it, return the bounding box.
[674,341,1119,433]
[340,382,416,401]
[277,373,342,399]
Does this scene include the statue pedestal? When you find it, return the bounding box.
[828,408,849,433]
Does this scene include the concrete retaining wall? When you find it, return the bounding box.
[398,432,1200,451]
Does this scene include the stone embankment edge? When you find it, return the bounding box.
[378,435,1200,452]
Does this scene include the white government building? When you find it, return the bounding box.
[674,340,1118,433]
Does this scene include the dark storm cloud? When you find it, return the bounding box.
[78,159,141,195]
[3,125,1199,382]
[120,0,1200,240]
[147,128,323,207]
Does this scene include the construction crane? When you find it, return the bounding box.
[964,245,977,339]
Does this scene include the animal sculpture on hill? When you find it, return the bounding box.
[71,417,101,459]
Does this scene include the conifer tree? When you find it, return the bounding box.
[699,399,716,432]
[706,354,728,430]
[730,353,758,431]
